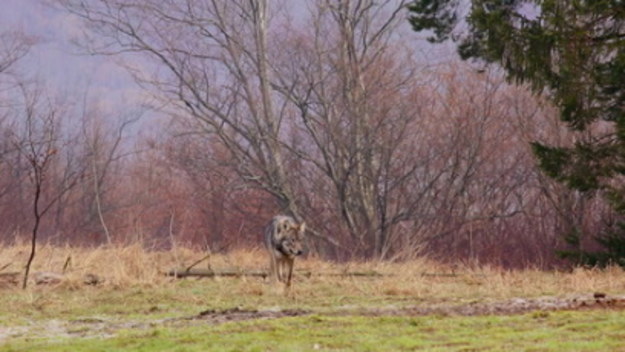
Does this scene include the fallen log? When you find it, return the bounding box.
[329,270,385,277]
[34,271,64,285]
[0,272,20,287]
[0,271,103,287]
[166,268,385,279]
[167,268,270,279]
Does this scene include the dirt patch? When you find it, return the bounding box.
[353,293,625,317]
[60,308,311,338]
[181,307,311,324]
[172,293,625,326]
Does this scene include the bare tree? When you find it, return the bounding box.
[78,104,140,245]
[0,30,34,75]
[10,83,81,288]
[56,0,337,244]
[55,0,495,259]
[270,0,451,258]
[0,29,36,204]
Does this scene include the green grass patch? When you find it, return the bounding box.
[3,310,625,352]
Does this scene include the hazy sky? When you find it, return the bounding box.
[0,0,453,115]
[0,0,140,112]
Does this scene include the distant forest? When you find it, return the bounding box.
[1,0,620,268]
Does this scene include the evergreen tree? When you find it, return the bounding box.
[409,0,625,266]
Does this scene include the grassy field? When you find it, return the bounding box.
[1,244,625,351]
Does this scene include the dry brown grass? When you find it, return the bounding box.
[1,243,625,304]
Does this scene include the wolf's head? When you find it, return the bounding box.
[279,222,306,257]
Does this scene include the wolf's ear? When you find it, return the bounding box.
[299,222,306,234]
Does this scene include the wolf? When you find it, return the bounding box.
[264,215,306,288]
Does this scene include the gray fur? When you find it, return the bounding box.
[264,215,305,288]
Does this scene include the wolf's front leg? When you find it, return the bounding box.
[268,254,280,283]
[285,258,295,288]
